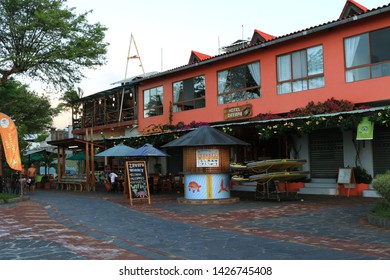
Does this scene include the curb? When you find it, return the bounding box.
[367,211,390,229]
[0,196,31,204]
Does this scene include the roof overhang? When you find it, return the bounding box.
[47,138,104,149]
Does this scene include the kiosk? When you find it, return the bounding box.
[162,126,249,203]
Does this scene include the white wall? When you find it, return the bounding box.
[343,130,374,177]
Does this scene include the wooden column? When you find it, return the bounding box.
[90,128,95,191]
[57,148,61,182]
[62,147,66,176]
[85,129,90,191]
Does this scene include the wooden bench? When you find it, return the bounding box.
[58,175,87,191]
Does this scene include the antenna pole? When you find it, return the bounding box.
[118,34,133,122]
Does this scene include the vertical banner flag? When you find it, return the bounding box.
[356,116,374,140]
[0,113,22,171]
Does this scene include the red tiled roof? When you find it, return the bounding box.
[348,0,368,12]
[254,29,276,41]
[137,3,389,82]
[191,50,211,61]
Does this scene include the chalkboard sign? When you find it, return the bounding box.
[125,160,151,206]
[337,167,355,184]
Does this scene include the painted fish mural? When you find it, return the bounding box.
[188,181,202,193]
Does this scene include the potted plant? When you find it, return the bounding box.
[354,166,373,196]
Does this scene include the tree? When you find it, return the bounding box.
[0,79,56,150]
[0,0,108,89]
[57,87,84,113]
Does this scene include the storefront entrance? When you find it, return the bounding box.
[309,128,344,179]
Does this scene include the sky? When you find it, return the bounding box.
[51,0,388,128]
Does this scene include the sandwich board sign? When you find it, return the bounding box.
[125,160,151,206]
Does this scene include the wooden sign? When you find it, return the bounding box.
[223,104,252,120]
[125,160,151,206]
[337,167,356,197]
[337,167,355,184]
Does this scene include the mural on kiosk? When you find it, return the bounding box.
[186,174,230,200]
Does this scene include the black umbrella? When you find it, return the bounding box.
[161,126,249,147]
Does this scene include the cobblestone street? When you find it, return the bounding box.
[1,190,389,260]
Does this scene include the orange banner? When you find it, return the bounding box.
[0,113,22,171]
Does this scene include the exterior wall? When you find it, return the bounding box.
[292,134,310,174]
[343,130,374,176]
[137,13,390,132]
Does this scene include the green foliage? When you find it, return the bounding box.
[373,171,390,207]
[57,87,84,113]
[370,203,390,218]
[0,80,55,130]
[354,166,373,184]
[0,80,56,151]
[0,0,108,88]
[0,193,18,203]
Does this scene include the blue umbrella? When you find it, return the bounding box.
[95,143,135,157]
[128,143,169,157]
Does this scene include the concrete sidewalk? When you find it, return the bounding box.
[0,190,389,260]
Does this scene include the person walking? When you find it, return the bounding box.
[27,163,37,193]
[109,171,118,193]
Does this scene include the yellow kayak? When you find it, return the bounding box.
[249,171,309,183]
[246,159,306,173]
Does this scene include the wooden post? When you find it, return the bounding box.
[62,147,66,176]
[57,148,61,182]
[90,128,95,191]
[85,128,90,191]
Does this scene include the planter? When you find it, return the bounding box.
[339,183,369,196]
[367,211,390,229]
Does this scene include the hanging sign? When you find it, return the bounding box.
[224,104,252,120]
[125,160,151,206]
[356,117,374,140]
[196,149,219,167]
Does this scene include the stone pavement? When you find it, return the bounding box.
[0,190,389,260]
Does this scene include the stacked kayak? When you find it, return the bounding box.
[231,159,309,183]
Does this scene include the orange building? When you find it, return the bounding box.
[66,1,389,196]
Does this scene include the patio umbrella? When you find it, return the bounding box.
[161,125,249,147]
[128,143,169,157]
[95,143,135,157]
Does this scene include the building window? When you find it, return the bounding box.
[344,27,390,82]
[217,61,261,104]
[173,75,205,112]
[277,45,324,94]
[143,86,163,118]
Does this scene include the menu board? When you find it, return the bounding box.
[196,149,219,167]
[337,167,355,184]
[125,160,151,206]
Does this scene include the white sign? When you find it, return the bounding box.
[196,149,219,167]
